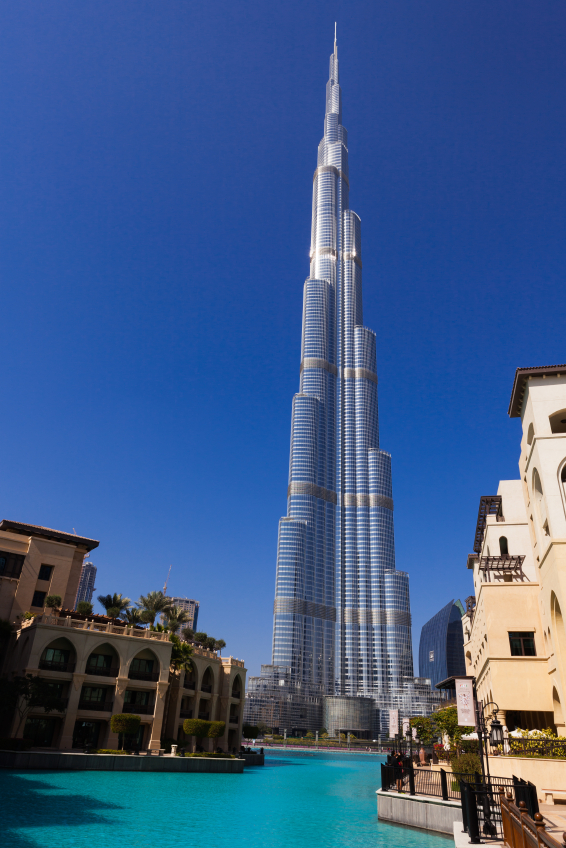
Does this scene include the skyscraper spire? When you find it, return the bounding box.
[245,40,436,737]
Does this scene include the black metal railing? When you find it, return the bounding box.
[128,669,159,681]
[232,692,241,699]
[198,713,209,720]
[229,716,239,724]
[39,659,76,673]
[85,665,119,677]
[200,684,212,693]
[184,680,195,690]
[123,703,154,714]
[180,710,193,718]
[78,699,113,712]
[380,763,516,804]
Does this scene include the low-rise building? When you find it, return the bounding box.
[463,365,566,733]
[0,520,246,752]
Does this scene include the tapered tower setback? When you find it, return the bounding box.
[246,37,432,734]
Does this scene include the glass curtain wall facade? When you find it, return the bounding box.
[74,561,97,608]
[418,599,466,689]
[246,36,435,735]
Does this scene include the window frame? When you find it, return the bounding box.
[509,631,536,657]
[38,564,54,582]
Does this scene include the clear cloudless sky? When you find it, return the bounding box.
[1,1,566,677]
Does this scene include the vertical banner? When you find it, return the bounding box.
[389,709,399,738]
[412,727,417,740]
[402,717,410,737]
[455,678,476,727]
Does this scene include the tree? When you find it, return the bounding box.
[169,634,193,672]
[97,593,131,617]
[433,705,474,748]
[410,715,436,745]
[306,731,315,739]
[110,713,141,750]
[136,591,172,626]
[194,632,208,645]
[45,595,62,610]
[163,606,191,634]
[121,607,143,626]
[243,724,259,738]
[214,639,226,655]
[183,718,209,741]
[76,601,93,616]
[319,727,328,735]
[257,721,269,735]
[0,675,67,737]
[182,627,194,641]
[205,636,217,651]
[208,721,225,741]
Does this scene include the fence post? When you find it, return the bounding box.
[409,766,415,797]
[463,782,482,845]
[440,769,448,801]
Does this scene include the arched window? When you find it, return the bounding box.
[549,410,566,435]
[499,536,509,556]
[533,468,550,536]
[527,422,535,445]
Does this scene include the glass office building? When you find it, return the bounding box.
[245,36,437,735]
[418,599,466,689]
[74,561,97,608]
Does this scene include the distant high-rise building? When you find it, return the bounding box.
[169,597,199,632]
[418,599,466,689]
[74,561,97,608]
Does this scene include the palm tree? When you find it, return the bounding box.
[136,591,173,626]
[163,605,191,634]
[97,593,131,618]
[214,639,226,655]
[121,607,143,626]
[169,634,193,672]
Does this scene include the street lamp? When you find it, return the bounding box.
[489,717,504,747]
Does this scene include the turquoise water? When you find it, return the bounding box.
[0,752,449,847]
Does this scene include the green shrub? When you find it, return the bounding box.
[90,749,130,755]
[76,601,93,615]
[183,718,209,738]
[450,752,482,778]
[181,752,235,759]
[45,595,62,609]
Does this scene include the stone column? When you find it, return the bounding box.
[148,681,169,751]
[106,676,128,749]
[59,673,86,749]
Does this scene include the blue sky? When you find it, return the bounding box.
[1,1,566,677]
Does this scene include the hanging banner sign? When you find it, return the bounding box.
[455,678,476,727]
[412,727,417,740]
[389,709,399,738]
[402,717,410,736]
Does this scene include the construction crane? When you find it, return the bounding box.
[163,565,172,595]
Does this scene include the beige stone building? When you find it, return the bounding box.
[0,521,246,751]
[463,365,566,733]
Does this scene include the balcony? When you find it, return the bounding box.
[39,659,76,673]
[78,700,113,712]
[198,713,209,720]
[183,680,195,690]
[229,716,239,725]
[232,692,241,699]
[85,666,119,677]
[200,684,212,693]
[123,703,154,715]
[128,670,159,682]
[180,710,193,718]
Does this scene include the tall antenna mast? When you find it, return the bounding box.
[163,564,172,595]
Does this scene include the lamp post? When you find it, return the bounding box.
[474,692,502,785]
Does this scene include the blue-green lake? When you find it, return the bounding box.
[0,751,449,847]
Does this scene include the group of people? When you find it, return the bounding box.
[386,750,409,792]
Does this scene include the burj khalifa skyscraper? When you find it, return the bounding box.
[245,34,436,736]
